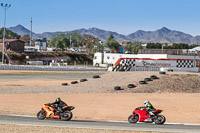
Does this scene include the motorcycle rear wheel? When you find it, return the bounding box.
[154,115,166,124]
[128,114,139,123]
[37,110,46,120]
[60,111,73,121]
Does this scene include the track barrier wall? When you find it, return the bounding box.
[0,64,107,71]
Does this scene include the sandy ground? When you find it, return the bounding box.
[1,93,200,124]
[0,71,200,124]
[0,124,163,133]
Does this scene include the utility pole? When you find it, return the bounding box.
[161,35,164,54]
[30,17,32,46]
[70,35,72,47]
[1,3,11,64]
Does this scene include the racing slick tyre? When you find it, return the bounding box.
[128,114,139,123]
[159,71,166,75]
[154,115,166,124]
[62,83,68,86]
[93,75,100,79]
[150,75,159,80]
[128,84,136,88]
[37,110,46,120]
[114,86,121,90]
[60,111,73,121]
[80,79,87,82]
[139,81,147,84]
[144,78,152,82]
[71,81,78,84]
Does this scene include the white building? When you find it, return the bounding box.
[35,41,47,51]
[187,46,200,54]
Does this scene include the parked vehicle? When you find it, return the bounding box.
[37,103,75,121]
[93,52,168,67]
[128,107,166,124]
[27,61,43,65]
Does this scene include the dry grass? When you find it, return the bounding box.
[0,124,166,133]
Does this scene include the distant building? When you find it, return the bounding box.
[183,46,200,54]
[141,43,147,49]
[0,39,25,52]
[24,46,36,52]
[120,41,129,47]
[35,41,47,51]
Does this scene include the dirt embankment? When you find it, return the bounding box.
[6,51,93,65]
[1,72,200,94]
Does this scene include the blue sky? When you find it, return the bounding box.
[1,0,200,36]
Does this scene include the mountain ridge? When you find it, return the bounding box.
[8,25,200,44]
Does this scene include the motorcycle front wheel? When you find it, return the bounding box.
[128,114,139,123]
[154,115,166,124]
[37,110,46,120]
[60,111,73,121]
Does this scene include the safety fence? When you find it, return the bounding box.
[0,64,107,71]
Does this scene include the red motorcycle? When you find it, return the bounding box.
[128,107,166,124]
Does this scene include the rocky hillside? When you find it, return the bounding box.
[8,25,200,44]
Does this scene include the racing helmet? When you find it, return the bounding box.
[56,98,61,102]
[144,100,150,107]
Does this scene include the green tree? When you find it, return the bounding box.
[106,34,120,51]
[146,43,162,49]
[0,28,21,39]
[189,44,199,49]
[125,42,142,54]
[50,35,58,47]
[171,43,189,49]
[56,40,64,50]
[50,34,70,50]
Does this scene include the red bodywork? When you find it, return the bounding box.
[132,108,163,122]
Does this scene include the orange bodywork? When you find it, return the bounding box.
[63,105,69,109]
[42,105,60,119]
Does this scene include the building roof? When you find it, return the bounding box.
[0,39,25,43]
[121,41,129,44]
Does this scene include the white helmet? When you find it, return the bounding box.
[144,100,150,107]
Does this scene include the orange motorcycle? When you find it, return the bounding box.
[37,103,75,121]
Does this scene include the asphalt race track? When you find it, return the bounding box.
[0,73,105,81]
[0,115,200,133]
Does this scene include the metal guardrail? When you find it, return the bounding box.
[0,64,107,71]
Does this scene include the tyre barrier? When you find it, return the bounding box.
[71,81,78,84]
[139,81,147,84]
[62,83,68,86]
[114,86,123,90]
[93,75,100,78]
[80,79,87,82]
[128,84,136,88]
[150,75,159,80]
[144,78,152,82]
[159,71,166,75]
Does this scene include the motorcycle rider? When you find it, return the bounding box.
[143,100,156,116]
[49,98,68,115]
